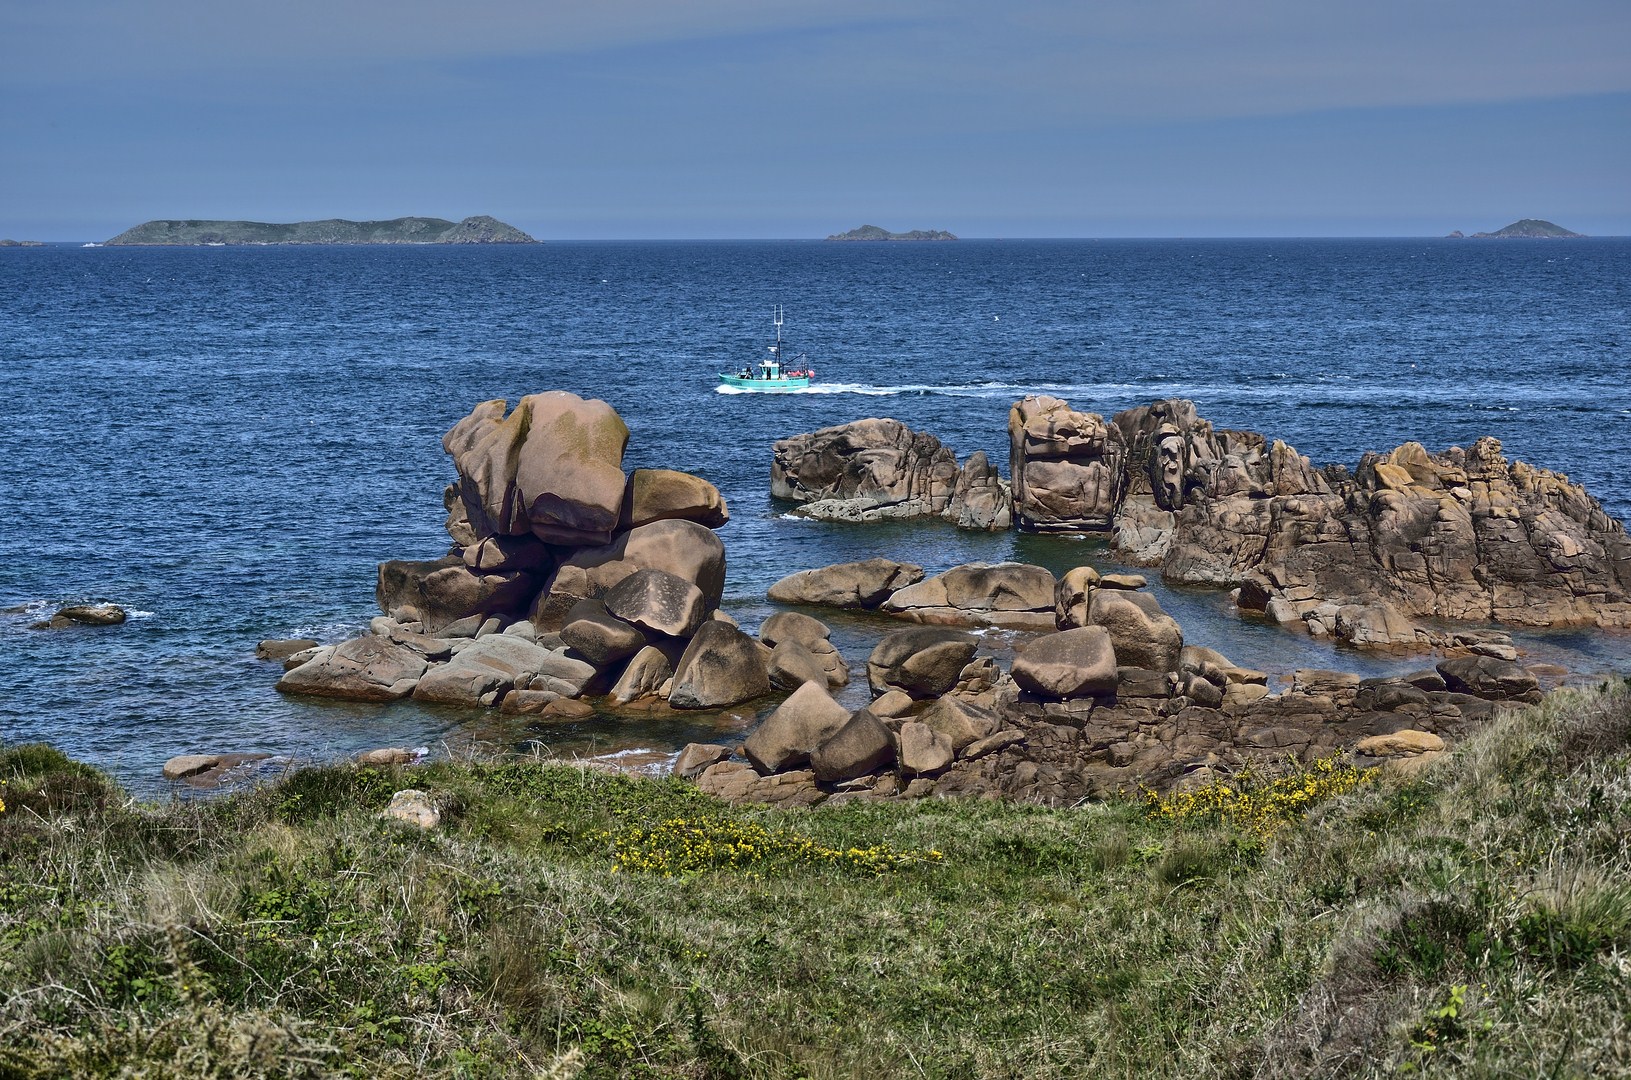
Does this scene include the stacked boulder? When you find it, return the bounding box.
[771,418,1011,530]
[277,392,763,714]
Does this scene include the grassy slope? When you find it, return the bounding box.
[1,682,1627,1079]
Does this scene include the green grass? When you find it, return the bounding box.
[1,680,1628,1078]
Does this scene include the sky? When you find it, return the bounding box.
[2,0,1627,240]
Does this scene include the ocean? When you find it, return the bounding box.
[3,238,1628,791]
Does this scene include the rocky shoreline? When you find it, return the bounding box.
[223,389,1624,802]
[237,389,1631,806]
[774,397,1631,645]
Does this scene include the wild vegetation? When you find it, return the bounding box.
[1,680,1628,1078]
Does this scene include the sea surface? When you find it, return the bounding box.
[3,238,1629,793]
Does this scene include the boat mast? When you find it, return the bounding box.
[770,305,784,375]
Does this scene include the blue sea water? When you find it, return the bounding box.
[2,238,1628,792]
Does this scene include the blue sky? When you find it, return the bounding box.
[2,0,1626,239]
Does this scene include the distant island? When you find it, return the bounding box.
[826,225,958,241]
[1446,219,1585,239]
[0,239,45,247]
[104,215,536,246]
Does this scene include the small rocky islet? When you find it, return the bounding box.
[103,215,536,245]
[247,388,1631,805]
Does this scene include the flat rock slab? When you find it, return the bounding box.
[694,762,826,807]
[162,752,273,786]
[1355,730,1445,757]
[278,636,428,702]
[767,558,924,609]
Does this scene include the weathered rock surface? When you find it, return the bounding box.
[1009,396,1126,529]
[356,747,421,766]
[668,621,771,709]
[767,558,923,609]
[558,599,648,668]
[767,639,829,690]
[917,695,1001,752]
[866,628,980,699]
[383,789,440,829]
[880,562,1057,629]
[772,418,959,518]
[695,762,826,807]
[772,418,1011,529]
[898,721,955,776]
[742,682,853,774]
[620,468,729,530]
[1086,588,1183,671]
[602,568,707,639]
[944,451,1013,530]
[531,518,725,629]
[57,603,128,626]
[411,635,558,707]
[376,556,539,634]
[810,709,897,782]
[1436,655,1541,701]
[278,636,428,701]
[674,743,731,779]
[1010,626,1119,700]
[608,643,682,704]
[442,392,630,546]
[256,638,319,661]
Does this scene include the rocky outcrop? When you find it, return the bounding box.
[531,518,726,630]
[278,393,742,715]
[772,418,1010,529]
[696,634,1539,807]
[1004,396,1631,638]
[30,603,128,630]
[376,556,542,635]
[1009,396,1127,530]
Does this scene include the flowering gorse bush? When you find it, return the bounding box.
[605,816,943,877]
[1144,755,1372,839]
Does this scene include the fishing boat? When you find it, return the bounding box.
[718,307,815,392]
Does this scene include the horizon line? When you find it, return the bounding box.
[10,233,1625,245]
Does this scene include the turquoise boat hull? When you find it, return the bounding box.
[718,374,811,392]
